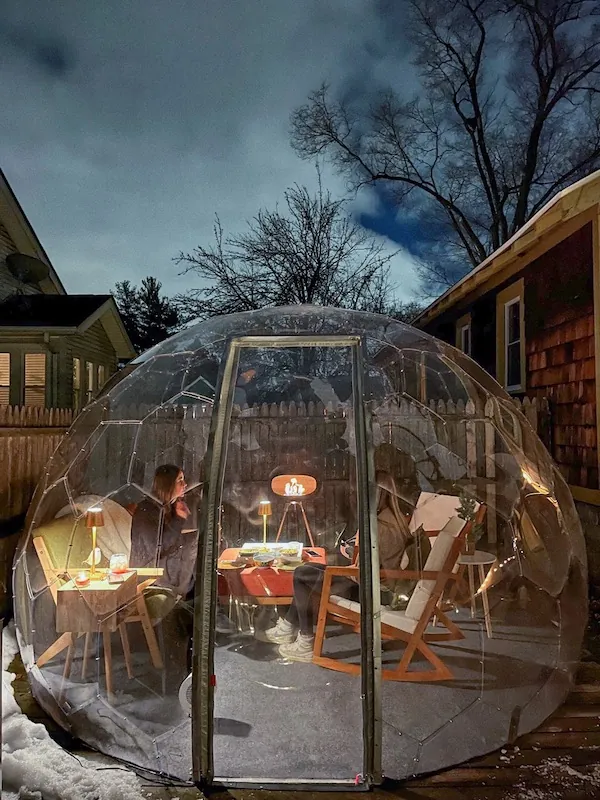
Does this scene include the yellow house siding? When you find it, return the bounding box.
[0,220,43,301]
[60,320,118,408]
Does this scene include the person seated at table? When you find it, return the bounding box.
[257,471,424,662]
[130,464,198,600]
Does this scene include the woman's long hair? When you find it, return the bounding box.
[152,464,182,516]
[376,471,411,538]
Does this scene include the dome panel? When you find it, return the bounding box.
[13,305,587,788]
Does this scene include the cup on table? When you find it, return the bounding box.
[109,553,129,574]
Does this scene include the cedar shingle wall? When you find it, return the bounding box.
[525,223,597,489]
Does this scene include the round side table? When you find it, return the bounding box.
[457,550,497,638]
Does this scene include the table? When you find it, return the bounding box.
[54,567,164,701]
[457,550,496,638]
[218,546,327,604]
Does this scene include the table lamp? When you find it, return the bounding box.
[85,506,104,576]
[259,500,272,544]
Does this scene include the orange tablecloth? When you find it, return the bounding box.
[218,547,327,600]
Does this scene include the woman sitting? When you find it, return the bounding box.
[130,464,198,600]
[258,472,426,662]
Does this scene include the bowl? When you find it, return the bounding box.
[253,552,277,567]
[279,554,302,566]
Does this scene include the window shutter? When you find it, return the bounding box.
[86,361,94,402]
[0,353,10,405]
[24,353,46,407]
[73,357,81,410]
[73,357,81,390]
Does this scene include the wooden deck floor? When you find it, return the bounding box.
[9,656,600,800]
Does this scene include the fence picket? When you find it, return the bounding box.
[0,397,545,545]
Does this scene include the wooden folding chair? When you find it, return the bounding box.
[313,505,486,682]
[408,491,465,539]
[33,532,164,685]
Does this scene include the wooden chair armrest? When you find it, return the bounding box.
[323,565,359,578]
[380,569,455,582]
[135,568,164,577]
[137,578,157,593]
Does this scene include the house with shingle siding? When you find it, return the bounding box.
[413,170,600,578]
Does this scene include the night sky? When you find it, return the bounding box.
[1,1,421,300]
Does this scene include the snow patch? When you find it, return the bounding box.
[502,751,600,800]
[2,622,145,800]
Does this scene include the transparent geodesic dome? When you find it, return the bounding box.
[13,305,587,789]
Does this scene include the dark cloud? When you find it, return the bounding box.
[1,23,75,76]
[0,0,419,300]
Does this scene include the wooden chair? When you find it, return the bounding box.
[313,505,486,682]
[408,491,465,539]
[33,522,164,689]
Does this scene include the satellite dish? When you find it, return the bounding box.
[6,253,50,284]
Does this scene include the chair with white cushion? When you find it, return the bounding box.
[313,504,485,682]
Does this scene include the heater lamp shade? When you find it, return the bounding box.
[85,507,105,528]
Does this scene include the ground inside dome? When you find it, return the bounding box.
[26,593,566,785]
[9,612,600,800]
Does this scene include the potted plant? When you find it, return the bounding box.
[457,491,484,555]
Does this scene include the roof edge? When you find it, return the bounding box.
[77,296,136,360]
[413,169,600,327]
[0,168,66,294]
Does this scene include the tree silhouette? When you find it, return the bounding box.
[113,277,181,355]
[291,0,600,291]
[174,179,404,319]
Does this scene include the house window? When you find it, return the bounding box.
[86,361,94,403]
[460,324,471,356]
[0,353,10,405]
[97,364,106,392]
[24,353,46,407]
[73,358,81,410]
[496,279,525,393]
[505,298,522,390]
[455,313,472,356]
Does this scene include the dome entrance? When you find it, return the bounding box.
[13,306,587,789]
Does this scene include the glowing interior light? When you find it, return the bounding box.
[284,477,305,496]
[521,468,550,495]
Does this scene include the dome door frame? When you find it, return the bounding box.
[191,334,382,788]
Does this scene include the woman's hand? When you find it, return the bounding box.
[174,499,190,520]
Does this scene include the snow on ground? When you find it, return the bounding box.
[1,622,145,800]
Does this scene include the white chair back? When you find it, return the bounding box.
[409,492,464,535]
[405,515,466,622]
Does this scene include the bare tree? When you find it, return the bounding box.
[386,300,427,324]
[175,180,401,319]
[291,0,600,291]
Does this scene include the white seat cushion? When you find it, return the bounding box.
[330,595,360,613]
[380,607,418,633]
[330,596,418,634]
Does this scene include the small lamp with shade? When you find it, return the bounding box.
[85,506,104,577]
[259,500,272,544]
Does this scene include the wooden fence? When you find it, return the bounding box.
[0,396,550,534]
[0,406,74,612]
[72,395,549,548]
[0,406,74,523]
